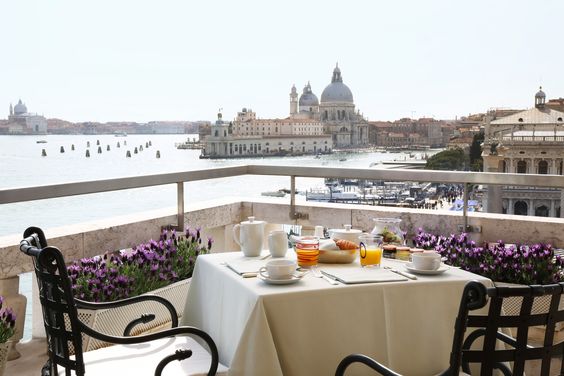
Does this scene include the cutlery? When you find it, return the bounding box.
[384,266,417,280]
[311,267,339,285]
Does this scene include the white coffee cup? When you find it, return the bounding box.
[268,230,288,257]
[233,216,265,257]
[259,259,297,280]
[411,252,441,271]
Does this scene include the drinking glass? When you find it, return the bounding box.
[359,234,383,267]
[295,236,319,268]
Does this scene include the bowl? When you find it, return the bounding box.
[319,248,357,264]
[318,239,358,264]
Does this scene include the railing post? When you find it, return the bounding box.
[177,182,185,231]
[289,175,309,220]
[463,182,469,231]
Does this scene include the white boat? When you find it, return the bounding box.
[306,187,360,201]
[261,190,286,198]
[114,132,127,137]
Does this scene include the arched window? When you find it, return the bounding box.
[324,111,328,120]
[517,160,527,174]
[535,205,549,217]
[501,160,507,173]
[214,130,218,137]
[559,161,563,175]
[538,160,548,174]
[514,201,528,216]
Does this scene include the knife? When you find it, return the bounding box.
[385,267,417,280]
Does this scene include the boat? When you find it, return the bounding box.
[36,140,47,144]
[261,190,286,198]
[338,158,347,162]
[306,187,360,202]
[114,132,127,137]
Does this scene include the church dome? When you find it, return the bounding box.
[299,82,319,107]
[535,87,546,98]
[14,99,27,115]
[320,64,354,104]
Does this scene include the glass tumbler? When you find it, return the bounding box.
[294,236,319,268]
[359,234,383,267]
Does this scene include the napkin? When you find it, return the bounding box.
[320,267,407,284]
[225,257,269,275]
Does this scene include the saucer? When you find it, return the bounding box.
[405,262,449,275]
[258,272,304,285]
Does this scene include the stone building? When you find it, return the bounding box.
[482,88,564,217]
[6,99,47,134]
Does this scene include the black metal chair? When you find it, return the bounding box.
[336,280,564,376]
[20,226,228,376]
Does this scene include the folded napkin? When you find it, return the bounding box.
[321,267,407,284]
[225,257,269,275]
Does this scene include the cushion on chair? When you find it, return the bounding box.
[57,336,228,376]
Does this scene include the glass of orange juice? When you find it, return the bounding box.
[294,236,319,268]
[359,235,383,267]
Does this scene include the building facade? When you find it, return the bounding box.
[482,88,564,217]
[5,99,47,134]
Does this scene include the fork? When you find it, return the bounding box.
[310,266,339,285]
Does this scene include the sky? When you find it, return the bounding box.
[2,0,564,123]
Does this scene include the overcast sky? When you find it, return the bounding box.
[2,1,563,123]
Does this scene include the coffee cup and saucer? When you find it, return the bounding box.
[258,259,305,285]
[405,251,449,275]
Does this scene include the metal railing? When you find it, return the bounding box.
[2,165,564,231]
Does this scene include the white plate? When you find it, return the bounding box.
[258,272,304,285]
[405,262,449,275]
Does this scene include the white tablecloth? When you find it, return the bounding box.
[182,252,492,376]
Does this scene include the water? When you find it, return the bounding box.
[0,134,432,340]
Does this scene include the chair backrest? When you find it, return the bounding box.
[447,280,564,376]
[21,227,86,376]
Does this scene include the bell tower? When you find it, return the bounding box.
[290,84,298,115]
[535,86,546,108]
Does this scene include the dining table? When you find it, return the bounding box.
[181,251,492,376]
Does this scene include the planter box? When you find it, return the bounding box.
[76,278,190,353]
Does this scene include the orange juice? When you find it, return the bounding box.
[295,237,319,268]
[360,246,383,267]
[359,234,383,267]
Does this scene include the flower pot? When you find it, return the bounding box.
[73,278,190,354]
[0,342,8,376]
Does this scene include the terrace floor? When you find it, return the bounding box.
[7,335,561,375]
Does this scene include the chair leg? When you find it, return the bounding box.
[154,349,193,376]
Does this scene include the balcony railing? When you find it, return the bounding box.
[1,164,564,368]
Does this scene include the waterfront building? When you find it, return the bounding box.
[319,64,369,147]
[482,87,564,217]
[4,99,47,134]
[201,110,332,158]
[201,64,368,158]
[370,117,451,149]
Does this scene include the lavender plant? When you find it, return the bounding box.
[413,229,564,285]
[0,296,16,343]
[67,226,212,302]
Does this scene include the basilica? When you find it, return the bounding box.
[201,65,368,158]
[289,64,369,147]
[5,99,47,134]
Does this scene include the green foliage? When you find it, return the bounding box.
[425,148,468,171]
[469,132,484,171]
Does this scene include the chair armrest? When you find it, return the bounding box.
[335,354,402,376]
[154,349,193,376]
[75,294,179,328]
[79,324,219,376]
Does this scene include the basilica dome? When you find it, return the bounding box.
[14,99,27,115]
[299,82,319,107]
[320,65,354,104]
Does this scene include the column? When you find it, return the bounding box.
[528,199,535,216]
[508,158,514,173]
[508,198,514,214]
[550,159,556,175]
[551,200,556,217]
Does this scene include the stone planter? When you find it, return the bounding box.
[75,278,190,353]
[0,342,8,376]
